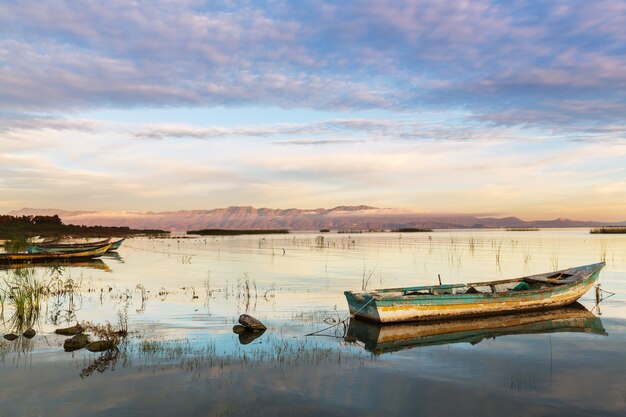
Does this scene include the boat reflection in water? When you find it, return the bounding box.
[0,258,112,272]
[345,303,607,355]
[101,251,125,263]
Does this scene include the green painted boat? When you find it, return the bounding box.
[345,303,606,355]
[26,238,111,254]
[27,237,125,253]
[0,243,112,264]
[344,262,605,323]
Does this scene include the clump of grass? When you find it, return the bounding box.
[393,228,433,233]
[599,240,611,262]
[1,268,51,330]
[494,239,503,268]
[80,319,128,345]
[1,267,80,331]
[591,227,626,234]
[3,235,29,253]
[468,236,477,255]
[361,263,377,291]
[549,249,560,271]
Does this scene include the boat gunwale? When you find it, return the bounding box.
[345,262,604,302]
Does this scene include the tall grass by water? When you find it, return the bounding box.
[0,267,80,331]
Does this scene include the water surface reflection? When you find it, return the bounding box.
[0,230,625,416]
[346,303,606,354]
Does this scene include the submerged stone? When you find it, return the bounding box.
[23,328,36,339]
[86,340,117,352]
[64,334,90,352]
[3,333,19,341]
[238,314,267,331]
[55,324,83,336]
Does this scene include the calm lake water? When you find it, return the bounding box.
[1,229,625,417]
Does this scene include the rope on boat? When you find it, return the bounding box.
[595,284,615,300]
[304,296,376,337]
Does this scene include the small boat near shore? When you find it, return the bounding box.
[26,237,125,254]
[344,262,605,323]
[0,243,112,264]
[345,303,606,354]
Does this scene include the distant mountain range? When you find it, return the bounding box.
[8,206,626,232]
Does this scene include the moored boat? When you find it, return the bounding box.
[27,237,125,253]
[0,243,112,264]
[345,303,606,354]
[27,238,111,253]
[344,262,605,323]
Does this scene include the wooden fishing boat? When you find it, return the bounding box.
[27,237,125,253]
[0,243,112,264]
[345,303,606,354]
[26,238,111,254]
[344,262,605,323]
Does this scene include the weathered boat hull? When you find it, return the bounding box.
[346,303,606,354]
[26,238,111,254]
[27,237,125,253]
[0,243,112,264]
[345,263,605,323]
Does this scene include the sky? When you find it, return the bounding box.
[1,0,626,221]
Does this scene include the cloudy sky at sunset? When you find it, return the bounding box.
[2,0,626,221]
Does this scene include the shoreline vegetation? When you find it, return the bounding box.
[0,215,168,240]
[506,228,540,231]
[590,227,626,234]
[187,229,290,236]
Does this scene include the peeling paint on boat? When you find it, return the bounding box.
[0,243,112,264]
[345,263,605,323]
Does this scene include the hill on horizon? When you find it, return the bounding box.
[8,206,626,232]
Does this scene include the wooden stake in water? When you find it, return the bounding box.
[438,274,442,286]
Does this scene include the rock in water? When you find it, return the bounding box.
[23,328,36,339]
[3,333,18,341]
[64,334,90,352]
[55,324,83,336]
[238,314,267,331]
[232,324,248,334]
[86,340,117,352]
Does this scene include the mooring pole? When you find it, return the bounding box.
[438,274,442,286]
